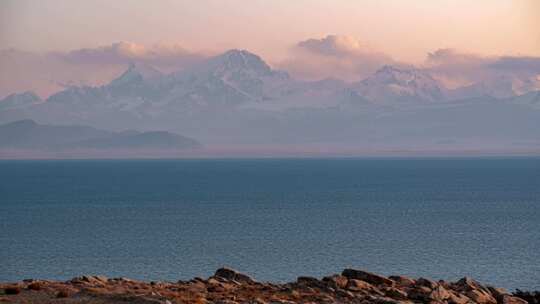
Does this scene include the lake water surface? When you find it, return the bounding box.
[1,158,539,290]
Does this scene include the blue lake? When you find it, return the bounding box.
[1,158,539,290]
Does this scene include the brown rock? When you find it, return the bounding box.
[207,278,221,285]
[189,280,207,291]
[455,277,486,292]
[336,288,355,298]
[500,294,528,304]
[215,300,238,304]
[322,275,348,289]
[512,290,540,304]
[73,275,109,286]
[347,279,374,290]
[448,292,471,304]
[384,287,408,300]
[370,296,406,304]
[214,267,254,284]
[342,269,394,286]
[207,283,226,293]
[269,300,296,304]
[346,279,383,295]
[487,286,509,301]
[56,290,70,298]
[93,275,109,283]
[417,277,438,289]
[27,282,42,290]
[466,289,497,304]
[3,287,20,295]
[0,269,529,304]
[408,286,433,301]
[297,276,320,285]
[429,285,451,301]
[389,275,416,287]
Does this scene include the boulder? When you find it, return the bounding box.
[322,275,348,289]
[455,277,487,292]
[27,282,42,290]
[214,267,254,284]
[448,292,471,304]
[429,285,452,302]
[93,275,109,283]
[296,276,319,285]
[336,288,355,298]
[296,276,326,289]
[342,269,394,286]
[512,290,540,304]
[408,286,433,301]
[384,287,408,300]
[3,286,21,295]
[466,289,497,304]
[346,279,384,295]
[416,277,438,289]
[74,275,109,285]
[389,275,416,287]
[56,290,70,298]
[500,295,528,304]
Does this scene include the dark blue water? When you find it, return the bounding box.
[1,158,539,290]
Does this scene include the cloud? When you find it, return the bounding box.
[426,48,489,67]
[277,35,395,81]
[425,48,540,74]
[2,40,539,99]
[297,35,372,57]
[424,48,540,88]
[59,42,205,70]
[489,56,540,73]
[0,42,208,98]
[423,49,494,87]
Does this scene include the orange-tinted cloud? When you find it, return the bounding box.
[59,42,205,71]
[278,35,396,81]
[0,43,207,98]
[424,48,540,90]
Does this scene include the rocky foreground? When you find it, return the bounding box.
[1,268,538,304]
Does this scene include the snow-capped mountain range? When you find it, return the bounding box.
[352,65,447,104]
[3,49,538,112]
[1,49,539,150]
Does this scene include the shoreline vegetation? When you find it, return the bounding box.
[1,268,538,304]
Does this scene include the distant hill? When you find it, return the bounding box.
[0,120,201,150]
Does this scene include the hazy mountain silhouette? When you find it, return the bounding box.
[0,120,201,150]
[0,49,539,153]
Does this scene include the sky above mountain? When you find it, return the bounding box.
[1,0,539,98]
[2,0,539,60]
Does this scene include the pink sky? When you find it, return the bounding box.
[1,0,539,97]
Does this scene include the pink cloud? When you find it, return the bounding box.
[278,35,395,81]
[0,42,207,98]
[424,48,540,88]
[59,42,205,70]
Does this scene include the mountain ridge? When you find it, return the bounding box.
[0,49,539,150]
[0,119,201,150]
[2,49,539,110]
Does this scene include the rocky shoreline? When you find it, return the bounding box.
[1,268,538,304]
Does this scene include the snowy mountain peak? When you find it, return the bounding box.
[450,74,540,100]
[370,65,438,85]
[207,49,275,77]
[110,62,162,87]
[354,65,446,103]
